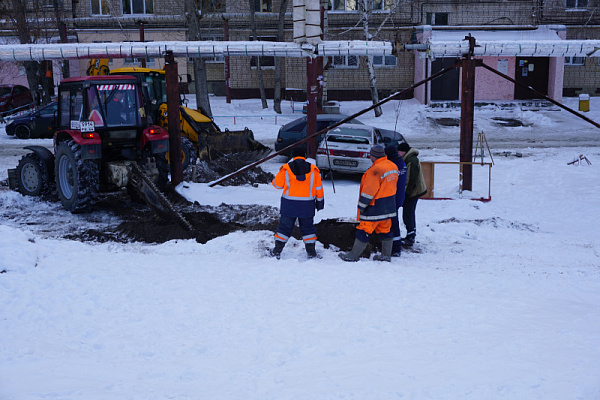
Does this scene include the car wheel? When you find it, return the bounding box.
[55,139,99,212]
[16,153,50,196]
[15,124,32,139]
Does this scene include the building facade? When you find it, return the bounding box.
[1,0,600,101]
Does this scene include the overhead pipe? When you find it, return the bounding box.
[0,40,393,61]
[427,39,600,57]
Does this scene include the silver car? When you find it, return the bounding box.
[316,123,389,174]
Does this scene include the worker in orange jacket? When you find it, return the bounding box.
[271,146,325,259]
[339,144,399,262]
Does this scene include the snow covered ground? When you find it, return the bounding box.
[1,95,600,399]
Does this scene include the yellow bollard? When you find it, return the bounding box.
[579,94,590,112]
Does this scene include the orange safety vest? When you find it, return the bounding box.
[357,157,399,221]
[272,157,324,217]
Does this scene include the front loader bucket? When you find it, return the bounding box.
[179,107,271,162]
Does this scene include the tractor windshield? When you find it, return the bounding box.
[89,84,142,128]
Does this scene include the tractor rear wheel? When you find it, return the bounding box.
[15,153,50,196]
[55,139,99,212]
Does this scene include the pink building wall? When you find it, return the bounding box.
[472,56,516,100]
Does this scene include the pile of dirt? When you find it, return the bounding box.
[189,154,275,186]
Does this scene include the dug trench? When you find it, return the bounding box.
[62,156,369,253]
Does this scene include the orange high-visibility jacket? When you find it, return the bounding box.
[357,157,399,221]
[272,157,325,218]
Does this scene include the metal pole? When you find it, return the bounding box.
[139,21,146,68]
[165,51,183,186]
[460,36,476,191]
[306,57,319,158]
[223,18,231,104]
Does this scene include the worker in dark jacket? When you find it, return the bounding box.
[397,142,427,246]
[385,144,407,257]
[339,145,399,262]
[271,146,325,259]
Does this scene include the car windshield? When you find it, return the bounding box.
[0,87,11,96]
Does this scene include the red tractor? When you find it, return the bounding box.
[9,75,171,213]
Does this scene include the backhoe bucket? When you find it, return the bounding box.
[179,107,271,162]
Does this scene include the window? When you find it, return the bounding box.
[333,55,358,68]
[426,12,448,25]
[329,0,358,11]
[254,0,272,12]
[372,0,395,11]
[91,0,110,15]
[372,55,397,67]
[566,0,588,9]
[250,36,276,68]
[197,0,225,12]
[122,0,153,15]
[565,56,585,65]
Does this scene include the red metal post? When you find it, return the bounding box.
[165,51,183,186]
[139,21,146,68]
[223,18,231,104]
[460,36,476,191]
[306,57,319,158]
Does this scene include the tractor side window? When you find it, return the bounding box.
[87,87,105,127]
[59,90,70,127]
[70,89,84,122]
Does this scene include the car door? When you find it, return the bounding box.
[34,103,58,138]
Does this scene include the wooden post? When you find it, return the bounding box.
[460,36,476,191]
[165,51,183,186]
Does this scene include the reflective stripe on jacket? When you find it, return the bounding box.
[357,157,399,222]
[272,157,325,218]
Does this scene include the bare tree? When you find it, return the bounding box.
[185,0,213,116]
[249,0,268,109]
[0,0,56,105]
[273,0,291,114]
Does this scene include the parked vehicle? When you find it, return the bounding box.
[5,101,58,139]
[0,85,33,114]
[275,114,364,156]
[316,123,408,174]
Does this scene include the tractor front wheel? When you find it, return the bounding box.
[55,140,99,212]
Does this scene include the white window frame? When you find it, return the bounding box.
[254,0,272,12]
[426,12,449,26]
[566,0,588,9]
[372,55,397,68]
[122,0,153,15]
[91,0,110,15]
[371,0,395,12]
[329,0,358,12]
[333,55,359,69]
[565,56,585,66]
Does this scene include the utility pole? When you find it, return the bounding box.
[165,51,183,186]
[459,35,476,191]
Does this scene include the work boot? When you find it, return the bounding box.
[338,238,368,262]
[270,241,285,259]
[401,233,415,247]
[391,240,402,257]
[305,243,322,259]
[373,239,393,262]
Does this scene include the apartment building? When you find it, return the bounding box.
[1,0,600,101]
